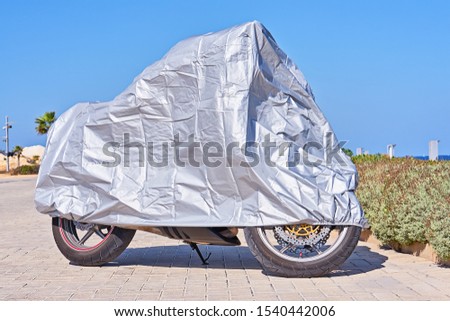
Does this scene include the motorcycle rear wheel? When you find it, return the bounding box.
[52,217,136,266]
[244,225,361,277]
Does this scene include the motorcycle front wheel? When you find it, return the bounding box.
[244,224,361,277]
[52,217,136,266]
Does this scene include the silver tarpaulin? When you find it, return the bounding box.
[35,21,367,228]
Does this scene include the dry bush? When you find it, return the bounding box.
[353,155,450,260]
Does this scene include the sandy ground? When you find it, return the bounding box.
[0,155,39,178]
[1,156,33,168]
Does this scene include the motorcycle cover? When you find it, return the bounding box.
[35,21,367,228]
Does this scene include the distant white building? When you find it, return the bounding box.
[356,147,363,156]
[429,140,439,161]
[387,144,396,159]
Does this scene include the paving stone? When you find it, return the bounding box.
[1,177,449,301]
[350,292,377,300]
[371,292,401,300]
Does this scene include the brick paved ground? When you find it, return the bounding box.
[0,177,449,301]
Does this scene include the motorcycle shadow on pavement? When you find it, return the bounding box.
[329,245,388,277]
[105,244,388,277]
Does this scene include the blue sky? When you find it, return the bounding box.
[1,0,449,156]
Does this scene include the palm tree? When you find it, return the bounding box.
[13,145,23,167]
[35,111,56,135]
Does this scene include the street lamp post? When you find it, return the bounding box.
[3,116,12,172]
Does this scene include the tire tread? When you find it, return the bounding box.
[52,218,136,266]
[244,226,361,277]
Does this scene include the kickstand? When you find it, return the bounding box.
[189,243,211,265]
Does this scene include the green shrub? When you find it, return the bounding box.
[354,156,450,261]
[342,148,353,157]
[10,165,40,176]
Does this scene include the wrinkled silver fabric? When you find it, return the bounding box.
[35,21,367,228]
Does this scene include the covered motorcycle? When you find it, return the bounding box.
[35,21,366,277]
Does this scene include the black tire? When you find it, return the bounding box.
[244,225,361,277]
[52,217,136,266]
